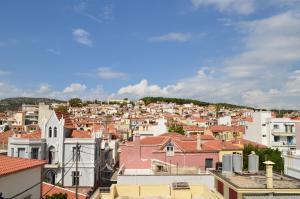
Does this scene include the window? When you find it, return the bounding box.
[262,134,266,137]
[72,171,80,186]
[262,124,266,126]
[72,147,80,161]
[205,158,213,170]
[11,148,14,157]
[217,180,224,195]
[273,124,279,129]
[54,127,57,137]
[48,127,52,138]
[274,136,280,142]
[166,143,174,156]
[18,148,25,158]
[31,148,39,159]
[48,146,55,164]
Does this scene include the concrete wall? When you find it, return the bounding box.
[8,137,46,160]
[63,138,101,187]
[296,123,300,154]
[99,184,223,199]
[0,167,42,199]
[284,154,300,180]
[117,174,214,189]
[244,111,271,146]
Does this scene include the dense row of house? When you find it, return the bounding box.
[1,100,300,198]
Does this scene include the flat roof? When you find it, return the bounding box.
[211,171,300,189]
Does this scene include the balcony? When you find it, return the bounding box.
[272,141,296,147]
[272,129,295,136]
[44,162,60,169]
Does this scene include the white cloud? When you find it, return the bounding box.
[286,70,300,95]
[63,83,87,93]
[72,28,92,46]
[0,82,111,101]
[74,2,103,23]
[46,49,61,55]
[149,32,192,42]
[101,4,114,20]
[223,11,300,79]
[97,67,127,79]
[191,0,255,15]
[0,70,11,76]
[115,11,300,109]
[38,84,51,94]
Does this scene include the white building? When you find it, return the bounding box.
[8,110,103,189]
[284,123,300,179]
[133,117,167,138]
[0,155,46,199]
[217,115,232,126]
[244,111,300,153]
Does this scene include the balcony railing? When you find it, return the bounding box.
[272,129,295,136]
[272,141,296,147]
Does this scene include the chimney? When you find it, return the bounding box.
[197,133,202,150]
[264,161,275,189]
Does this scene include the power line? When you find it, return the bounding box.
[79,150,94,155]
[40,161,75,199]
[75,142,81,199]
[6,182,41,199]
[7,156,75,199]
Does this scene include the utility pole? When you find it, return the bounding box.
[75,142,81,199]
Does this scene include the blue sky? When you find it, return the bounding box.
[0,0,300,109]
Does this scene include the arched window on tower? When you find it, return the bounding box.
[54,127,57,137]
[49,127,52,138]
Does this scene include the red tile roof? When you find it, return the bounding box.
[0,130,14,144]
[42,182,87,199]
[182,125,205,132]
[140,136,169,145]
[55,111,74,129]
[0,155,46,177]
[19,130,41,139]
[132,132,242,153]
[70,130,93,138]
[209,125,246,133]
[233,139,267,149]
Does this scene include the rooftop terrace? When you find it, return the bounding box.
[211,171,300,189]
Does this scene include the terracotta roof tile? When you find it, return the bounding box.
[0,130,14,144]
[42,182,87,199]
[70,130,92,138]
[140,136,169,145]
[0,155,46,177]
[55,111,74,129]
[19,130,41,139]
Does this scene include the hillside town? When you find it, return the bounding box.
[1,98,300,199]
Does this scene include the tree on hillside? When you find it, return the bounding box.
[55,105,68,113]
[168,124,185,135]
[45,193,67,199]
[68,98,82,107]
[243,144,283,172]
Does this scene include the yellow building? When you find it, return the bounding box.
[99,183,224,199]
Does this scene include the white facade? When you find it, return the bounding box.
[284,123,300,179]
[8,137,46,159]
[0,166,43,199]
[134,118,167,138]
[217,116,232,126]
[244,111,299,153]
[8,110,102,188]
